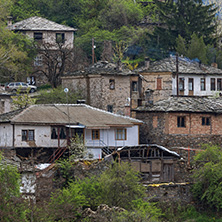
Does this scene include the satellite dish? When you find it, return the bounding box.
[64,88,69,93]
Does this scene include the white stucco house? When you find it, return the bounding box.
[139,56,222,102]
[0,104,142,159]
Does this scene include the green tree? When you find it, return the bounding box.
[11,88,36,109]
[192,145,222,210]
[98,162,145,210]
[0,154,28,221]
[152,0,217,50]
[36,86,83,104]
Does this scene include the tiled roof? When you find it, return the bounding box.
[64,61,136,76]
[0,104,142,128]
[138,56,222,74]
[8,16,76,31]
[136,96,222,113]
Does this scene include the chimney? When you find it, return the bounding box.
[7,16,12,26]
[144,57,150,69]
[211,63,218,68]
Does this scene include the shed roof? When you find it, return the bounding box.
[8,16,76,32]
[64,61,137,77]
[0,104,142,128]
[138,56,222,74]
[136,96,222,113]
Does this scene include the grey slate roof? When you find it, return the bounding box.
[136,96,222,113]
[65,61,136,76]
[138,56,222,74]
[0,104,142,128]
[8,16,76,32]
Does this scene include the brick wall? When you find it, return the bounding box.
[136,111,222,148]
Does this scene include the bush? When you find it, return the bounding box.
[192,145,222,210]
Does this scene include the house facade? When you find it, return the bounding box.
[62,61,143,116]
[0,104,142,159]
[8,16,77,85]
[139,56,222,102]
[135,96,222,149]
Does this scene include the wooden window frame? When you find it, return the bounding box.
[211,78,216,91]
[200,78,206,91]
[179,78,185,91]
[92,129,100,140]
[177,116,186,128]
[188,78,193,91]
[202,117,211,126]
[217,78,222,91]
[22,130,34,141]
[115,128,127,140]
[56,33,65,43]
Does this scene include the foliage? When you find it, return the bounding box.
[68,135,93,161]
[36,86,83,104]
[192,145,222,211]
[11,88,36,109]
[112,199,163,222]
[46,183,86,221]
[152,0,217,50]
[0,153,28,221]
[98,162,145,210]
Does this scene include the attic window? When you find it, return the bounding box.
[34,32,43,41]
[56,33,65,43]
[200,78,206,91]
[109,79,115,90]
[177,116,186,128]
[179,78,185,91]
[202,117,210,126]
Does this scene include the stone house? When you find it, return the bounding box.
[0,104,142,160]
[8,16,77,85]
[135,96,222,149]
[138,56,222,103]
[62,61,144,116]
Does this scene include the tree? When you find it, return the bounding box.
[152,0,217,50]
[11,88,36,109]
[0,154,28,221]
[192,145,222,210]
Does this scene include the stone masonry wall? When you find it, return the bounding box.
[136,111,222,149]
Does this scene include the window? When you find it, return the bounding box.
[211,78,216,91]
[34,55,43,66]
[22,130,34,141]
[200,78,206,91]
[188,78,193,91]
[132,81,138,92]
[202,117,210,126]
[92,129,100,140]
[51,127,58,139]
[177,116,186,127]
[56,33,65,43]
[115,129,126,140]
[109,79,115,90]
[107,105,113,113]
[59,127,66,139]
[179,78,185,91]
[156,77,162,90]
[34,32,43,41]
[217,79,222,91]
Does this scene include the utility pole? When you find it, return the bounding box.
[92,38,95,65]
[176,53,179,96]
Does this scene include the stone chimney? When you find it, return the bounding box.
[211,62,218,68]
[144,57,150,69]
[7,16,12,26]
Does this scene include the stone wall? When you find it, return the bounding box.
[141,72,172,102]
[136,111,222,148]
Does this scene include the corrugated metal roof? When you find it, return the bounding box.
[0,104,142,127]
[136,96,222,113]
[8,16,76,31]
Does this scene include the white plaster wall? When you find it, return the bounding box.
[85,125,139,148]
[0,124,13,147]
[172,74,222,96]
[14,125,67,147]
